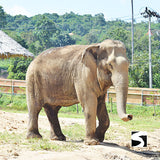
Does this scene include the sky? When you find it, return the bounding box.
[0,0,160,22]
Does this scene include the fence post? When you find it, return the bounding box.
[153,106,156,116]
[110,98,113,112]
[141,89,143,106]
[152,95,156,116]
[76,104,79,114]
[11,79,14,103]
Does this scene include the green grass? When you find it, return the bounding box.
[63,124,85,141]
[0,94,27,111]
[26,138,79,151]
[110,114,160,131]
[0,94,160,133]
[59,112,84,119]
[0,130,79,152]
[108,103,160,132]
[0,94,160,152]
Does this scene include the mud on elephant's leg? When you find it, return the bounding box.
[96,95,110,142]
[27,105,42,139]
[44,104,66,141]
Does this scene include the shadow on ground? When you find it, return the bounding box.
[101,142,160,159]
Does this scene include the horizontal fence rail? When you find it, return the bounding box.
[1,78,160,106]
[0,78,26,95]
[106,87,160,106]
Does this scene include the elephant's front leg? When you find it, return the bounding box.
[82,93,99,145]
[95,94,110,142]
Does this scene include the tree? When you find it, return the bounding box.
[2,10,160,88]
[85,29,99,44]
[106,27,130,42]
[0,6,6,29]
[103,27,131,60]
[5,31,28,49]
[94,13,106,26]
[52,33,75,47]
[34,16,57,50]
[8,57,32,80]
[129,51,160,88]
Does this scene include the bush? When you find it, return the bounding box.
[11,95,27,110]
[7,57,33,80]
[0,94,11,107]
[0,94,27,111]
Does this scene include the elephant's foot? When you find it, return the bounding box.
[95,130,105,142]
[27,131,42,139]
[50,134,66,141]
[84,138,100,145]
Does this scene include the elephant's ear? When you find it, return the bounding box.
[81,45,100,63]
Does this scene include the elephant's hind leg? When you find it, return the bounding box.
[27,103,42,139]
[44,104,66,141]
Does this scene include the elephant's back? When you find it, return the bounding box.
[28,45,87,74]
[26,44,88,90]
[26,45,87,89]
[41,45,86,56]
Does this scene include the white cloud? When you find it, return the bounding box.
[7,5,32,17]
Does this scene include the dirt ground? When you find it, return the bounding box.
[0,110,160,160]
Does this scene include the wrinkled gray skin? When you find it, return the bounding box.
[26,39,133,145]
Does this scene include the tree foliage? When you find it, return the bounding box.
[0,6,6,29]
[0,5,160,88]
[7,57,32,80]
[34,15,57,50]
[52,33,75,47]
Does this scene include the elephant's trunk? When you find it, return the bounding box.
[112,71,133,122]
[115,85,133,121]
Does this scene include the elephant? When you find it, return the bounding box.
[26,39,133,145]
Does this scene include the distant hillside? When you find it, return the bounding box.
[1,11,160,56]
[1,5,160,88]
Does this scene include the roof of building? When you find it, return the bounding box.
[0,30,34,58]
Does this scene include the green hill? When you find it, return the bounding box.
[0,6,160,88]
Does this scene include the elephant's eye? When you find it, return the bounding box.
[109,63,113,70]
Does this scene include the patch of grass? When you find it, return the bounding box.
[0,131,25,146]
[1,94,160,133]
[105,126,119,140]
[109,113,160,131]
[0,94,27,111]
[1,94,160,154]
[60,104,83,113]
[26,138,78,151]
[0,103,160,152]
[0,94,12,107]
[126,104,160,117]
[123,116,160,132]
[107,103,160,118]
[0,129,80,152]
[63,124,85,141]
[108,103,160,132]
[11,95,27,111]
[59,112,84,119]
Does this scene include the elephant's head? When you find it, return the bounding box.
[82,39,133,121]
